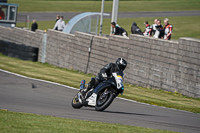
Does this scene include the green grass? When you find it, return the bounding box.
[0,110,176,133]
[17,20,69,31]
[0,54,200,113]
[8,0,200,12]
[17,16,200,40]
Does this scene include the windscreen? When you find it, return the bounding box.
[9,6,16,21]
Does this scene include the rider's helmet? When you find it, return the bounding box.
[116,58,127,71]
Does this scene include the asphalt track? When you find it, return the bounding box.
[17,10,200,22]
[0,70,200,133]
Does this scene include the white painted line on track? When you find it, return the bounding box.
[0,69,194,114]
[0,69,78,90]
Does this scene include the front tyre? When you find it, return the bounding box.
[95,88,115,111]
[71,92,83,109]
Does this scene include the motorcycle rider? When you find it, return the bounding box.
[80,58,127,99]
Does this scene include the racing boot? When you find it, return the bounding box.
[80,78,95,101]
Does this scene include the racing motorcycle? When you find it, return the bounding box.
[71,72,124,111]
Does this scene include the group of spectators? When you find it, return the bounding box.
[31,15,66,32]
[112,18,173,40]
[31,14,172,41]
[53,15,65,31]
[141,18,173,40]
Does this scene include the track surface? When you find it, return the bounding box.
[17,10,200,22]
[0,70,200,133]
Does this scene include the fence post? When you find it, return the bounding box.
[41,31,47,63]
[26,15,29,29]
[85,36,94,73]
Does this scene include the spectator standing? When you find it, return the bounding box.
[131,22,143,35]
[111,22,128,37]
[53,16,65,31]
[164,18,173,40]
[55,15,60,30]
[151,19,157,36]
[143,21,152,37]
[31,19,38,32]
[56,15,60,22]
[154,19,164,39]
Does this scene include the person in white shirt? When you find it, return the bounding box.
[151,19,157,36]
[153,19,164,39]
[53,16,65,31]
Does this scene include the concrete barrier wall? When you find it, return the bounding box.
[45,30,92,72]
[0,26,199,98]
[0,26,43,47]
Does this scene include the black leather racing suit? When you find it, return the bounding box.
[87,63,120,91]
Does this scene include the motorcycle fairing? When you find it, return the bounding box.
[78,72,124,107]
[86,82,114,106]
[86,93,97,106]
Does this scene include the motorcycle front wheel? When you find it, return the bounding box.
[95,88,115,111]
[71,92,83,109]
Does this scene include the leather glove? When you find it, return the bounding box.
[102,73,108,80]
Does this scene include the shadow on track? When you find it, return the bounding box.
[81,108,165,118]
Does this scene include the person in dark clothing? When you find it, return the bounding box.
[31,20,38,32]
[56,15,60,22]
[111,22,128,37]
[131,22,143,35]
[80,58,127,100]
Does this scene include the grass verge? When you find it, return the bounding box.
[0,54,200,113]
[0,110,176,133]
[8,0,200,12]
[17,16,200,40]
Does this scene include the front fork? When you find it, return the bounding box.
[113,90,119,98]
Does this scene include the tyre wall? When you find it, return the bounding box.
[0,40,38,61]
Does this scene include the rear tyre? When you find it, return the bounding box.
[95,88,115,111]
[71,92,83,109]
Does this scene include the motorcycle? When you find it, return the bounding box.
[71,72,124,111]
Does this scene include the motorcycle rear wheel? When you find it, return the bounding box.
[71,92,83,109]
[95,88,114,111]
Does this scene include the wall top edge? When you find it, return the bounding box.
[179,37,200,43]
